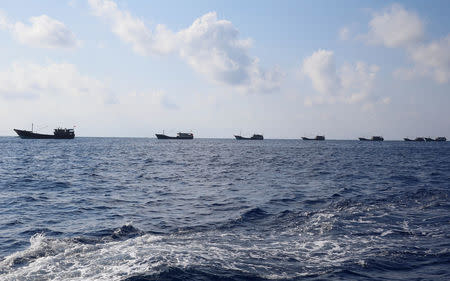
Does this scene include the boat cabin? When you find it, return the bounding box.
[177,132,193,138]
[54,128,75,137]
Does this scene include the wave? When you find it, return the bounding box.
[89,224,145,241]
[237,207,269,222]
[0,215,361,280]
[1,204,449,281]
[20,228,64,237]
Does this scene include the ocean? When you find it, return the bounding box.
[0,137,449,280]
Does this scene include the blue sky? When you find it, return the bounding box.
[0,0,449,139]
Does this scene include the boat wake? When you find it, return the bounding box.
[2,192,449,281]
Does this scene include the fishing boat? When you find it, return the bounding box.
[359,136,384,141]
[14,124,75,139]
[302,136,325,141]
[234,134,263,140]
[405,136,445,142]
[155,132,193,139]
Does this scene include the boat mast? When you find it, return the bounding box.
[32,123,33,132]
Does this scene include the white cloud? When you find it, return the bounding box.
[88,0,169,55]
[0,13,79,49]
[396,35,450,83]
[301,49,380,106]
[340,61,379,104]
[302,49,339,94]
[365,4,424,48]
[0,62,109,101]
[0,61,181,112]
[88,0,281,93]
[363,4,450,85]
[0,11,9,30]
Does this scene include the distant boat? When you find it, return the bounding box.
[155,132,193,139]
[302,135,325,141]
[359,136,384,141]
[14,125,75,139]
[405,136,445,142]
[234,134,263,140]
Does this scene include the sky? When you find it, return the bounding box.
[0,0,449,139]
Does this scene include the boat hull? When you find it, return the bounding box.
[14,129,74,139]
[302,136,325,141]
[234,135,263,140]
[155,134,193,140]
[359,137,384,141]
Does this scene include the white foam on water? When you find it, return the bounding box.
[357,259,367,267]
[0,227,386,281]
[380,230,393,237]
[0,233,162,281]
[0,207,408,281]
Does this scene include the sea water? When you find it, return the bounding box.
[0,137,449,280]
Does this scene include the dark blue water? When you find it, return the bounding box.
[0,137,449,280]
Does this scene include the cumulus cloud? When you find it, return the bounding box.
[362,4,449,84]
[396,35,450,83]
[0,61,185,114]
[0,61,186,116]
[0,13,79,49]
[0,62,109,100]
[301,49,381,106]
[88,0,169,55]
[88,0,281,93]
[365,4,424,48]
[340,61,380,103]
[302,49,339,94]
